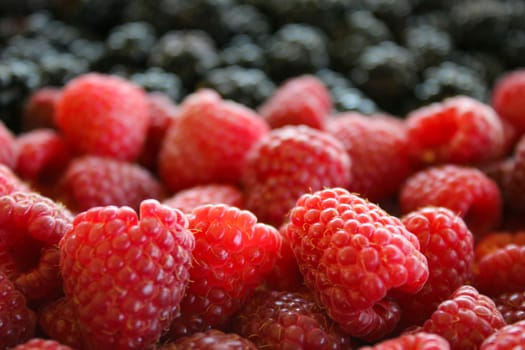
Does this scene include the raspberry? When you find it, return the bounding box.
[0,191,72,303]
[55,73,150,161]
[422,285,506,350]
[405,95,504,167]
[474,244,525,297]
[0,164,30,196]
[395,206,475,328]
[0,120,16,169]
[491,69,525,133]
[60,155,165,213]
[242,125,351,227]
[324,113,412,202]
[0,270,36,349]
[493,291,525,324]
[162,184,243,214]
[498,134,525,215]
[22,87,61,131]
[283,187,429,340]
[11,338,74,350]
[474,231,525,259]
[14,129,72,185]
[480,320,525,350]
[59,200,195,349]
[160,330,257,350]
[234,289,350,350]
[158,89,269,193]
[400,164,502,237]
[166,204,281,339]
[358,332,451,350]
[38,297,83,349]
[258,75,332,129]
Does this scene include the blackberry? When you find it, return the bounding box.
[220,35,266,69]
[68,38,106,70]
[198,66,275,108]
[0,0,50,16]
[449,51,506,86]
[219,4,270,41]
[363,0,413,38]
[405,10,451,32]
[501,30,525,69]
[1,35,57,62]
[403,24,452,70]
[264,23,329,81]
[130,67,183,103]
[24,11,81,50]
[148,30,219,91]
[39,53,89,86]
[414,62,489,106]
[105,22,157,68]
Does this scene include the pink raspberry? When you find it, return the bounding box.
[55,73,150,161]
[358,332,451,350]
[162,183,243,213]
[160,330,257,350]
[491,69,525,133]
[10,338,74,350]
[480,320,525,350]
[0,163,30,196]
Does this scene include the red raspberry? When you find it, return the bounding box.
[59,200,195,350]
[325,113,412,202]
[491,69,525,133]
[60,155,165,213]
[399,165,502,237]
[14,129,72,184]
[358,332,450,350]
[0,163,30,196]
[22,87,61,131]
[167,204,282,339]
[480,319,525,350]
[0,270,36,349]
[283,187,429,340]
[405,95,504,167]
[0,191,72,303]
[258,75,332,129]
[422,285,506,350]
[160,330,257,350]
[162,184,243,213]
[242,125,351,227]
[0,120,16,169]
[234,289,351,350]
[11,338,74,350]
[55,73,150,161]
[493,291,525,324]
[474,231,525,259]
[474,244,525,297]
[158,89,269,192]
[395,206,475,328]
[38,297,83,350]
[497,134,525,215]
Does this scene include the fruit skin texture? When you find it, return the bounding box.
[11,338,74,350]
[491,69,525,133]
[38,297,83,350]
[405,95,504,167]
[234,289,350,350]
[400,164,502,237]
[59,200,195,350]
[242,125,351,227]
[55,73,150,161]
[283,187,429,340]
[480,319,525,350]
[422,285,506,350]
[493,290,525,324]
[258,74,332,130]
[0,164,30,196]
[395,206,475,329]
[158,89,269,193]
[162,183,243,214]
[167,204,282,339]
[358,332,451,350]
[160,330,257,350]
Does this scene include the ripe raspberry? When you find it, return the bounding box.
[0,191,72,303]
[55,73,150,161]
[491,69,525,132]
[480,319,525,350]
[258,75,332,129]
[38,297,83,350]
[405,95,504,167]
[0,270,36,349]
[162,184,243,214]
[166,204,282,339]
[283,187,429,340]
[324,113,412,202]
[0,163,30,196]
[160,330,257,350]
[0,120,16,169]
[422,285,506,350]
[358,332,450,350]
[498,134,525,215]
[264,229,304,292]
[11,338,74,350]
[158,89,269,192]
[22,87,61,131]
[395,206,475,328]
[493,291,525,324]
[474,244,525,297]
[474,231,525,259]
[60,155,165,213]
[233,289,351,350]
[399,165,502,237]
[242,125,351,227]
[14,129,72,184]
[59,200,195,350]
